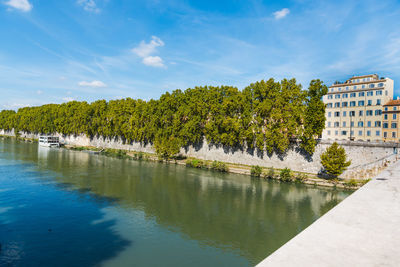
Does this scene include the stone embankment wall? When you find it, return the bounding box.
[1,129,398,179]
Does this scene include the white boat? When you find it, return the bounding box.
[39,136,60,147]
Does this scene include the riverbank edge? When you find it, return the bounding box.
[0,134,365,190]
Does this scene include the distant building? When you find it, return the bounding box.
[382,99,400,142]
[322,74,394,141]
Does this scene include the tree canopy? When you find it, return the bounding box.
[320,142,352,177]
[0,78,327,155]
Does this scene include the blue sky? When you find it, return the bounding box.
[1,0,400,109]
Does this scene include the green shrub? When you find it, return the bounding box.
[280,168,292,182]
[295,173,307,183]
[265,167,275,179]
[320,142,351,178]
[186,159,206,169]
[210,161,228,172]
[250,165,262,177]
[344,179,358,187]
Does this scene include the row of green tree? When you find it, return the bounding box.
[0,78,327,156]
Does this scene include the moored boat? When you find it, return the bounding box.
[38,136,60,147]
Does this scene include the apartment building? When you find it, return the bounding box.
[382,99,400,142]
[322,74,394,141]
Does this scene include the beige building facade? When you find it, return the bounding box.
[382,100,400,142]
[322,74,394,141]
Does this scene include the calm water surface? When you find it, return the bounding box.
[0,138,352,266]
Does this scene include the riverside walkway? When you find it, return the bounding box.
[256,160,400,267]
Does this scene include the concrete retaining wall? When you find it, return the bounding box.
[1,129,398,179]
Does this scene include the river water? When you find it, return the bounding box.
[0,137,352,266]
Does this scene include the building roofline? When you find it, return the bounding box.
[329,79,387,88]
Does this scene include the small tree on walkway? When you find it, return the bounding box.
[320,142,351,178]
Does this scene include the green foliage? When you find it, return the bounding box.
[101,148,127,159]
[154,136,181,160]
[0,78,327,155]
[320,142,351,177]
[210,161,228,172]
[295,173,307,183]
[250,165,262,177]
[344,179,358,187]
[186,159,207,169]
[280,168,292,182]
[266,167,275,179]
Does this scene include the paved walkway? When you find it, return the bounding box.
[256,160,400,267]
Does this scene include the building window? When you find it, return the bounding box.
[359,92,365,97]
[367,121,371,127]
[342,102,348,107]
[353,86,356,89]
[350,101,356,107]
[358,130,363,136]
[350,93,356,98]
[367,100,372,106]
[391,123,397,129]
[346,86,349,90]
[384,114,388,120]
[350,111,355,116]
[362,85,365,89]
[334,122,340,127]
[393,114,397,120]
[367,91,373,96]
[327,103,332,108]
[378,83,384,87]
[335,102,340,108]
[327,122,331,127]
[375,121,381,127]
[328,112,331,117]
[327,130,331,135]
[350,130,354,136]
[343,121,346,127]
[376,90,382,96]
[369,84,375,88]
[328,95,333,99]
[335,94,340,99]
[342,131,347,136]
[375,110,382,115]
[384,132,387,138]
[376,130,380,136]
[394,107,397,111]
[359,110,363,116]
[376,99,381,105]
[343,93,348,98]
[384,107,388,111]
[334,112,340,117]
[358,101,365,106]
[351,121,354,127]
[366,110,373,116]
[343,111,347,117]
[358,121,364,127]
[393,132,396,138]
[367,130,371,137]
[335,131,338,136]
[383,123,389,129]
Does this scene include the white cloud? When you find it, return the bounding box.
[77,0,100,13]
[78,80,107,87]
[4,0,32,12]
[62,97,75,102]
[36,90,43,95]
[3,103,30,110]
[132,36,165,67]
[142,56,164,67]
[273,8,290,20]
[132,36,164,57]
